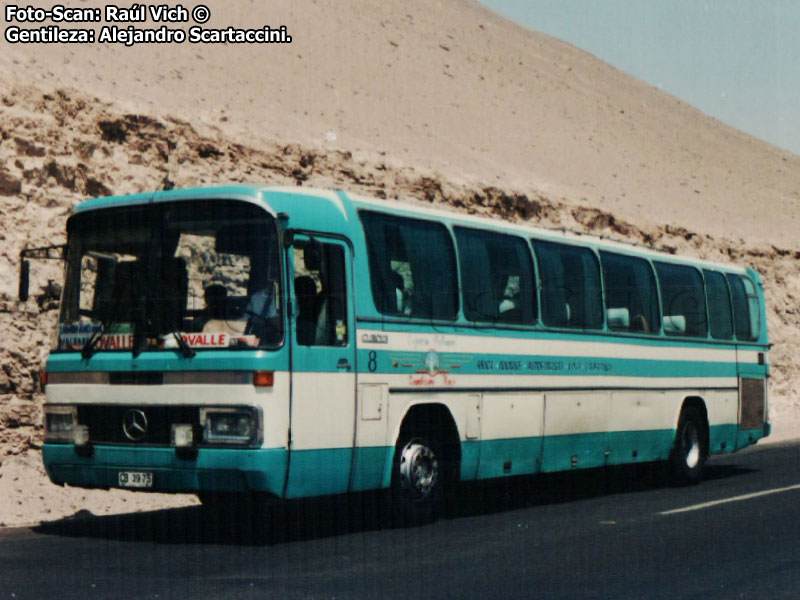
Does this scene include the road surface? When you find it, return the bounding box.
[2,441,800,599]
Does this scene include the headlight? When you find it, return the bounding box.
[200,407,262,446]
[44,405,76,443]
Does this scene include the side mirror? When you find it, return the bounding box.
[18,259,30,302]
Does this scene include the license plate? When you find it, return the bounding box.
[118,471,153,488]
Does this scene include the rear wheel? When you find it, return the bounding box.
[670,406,708,485]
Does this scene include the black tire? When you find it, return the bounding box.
[670,406,708,485]
[390,429,445,526]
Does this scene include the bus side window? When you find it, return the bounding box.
[703,270,734,340]
[360,212,458,320]
[600,251,659,334]
[655,262,708,338]
[533,239,602,330]
[727,274,759,341]
[455,227,536,325]
[293,241,348,346]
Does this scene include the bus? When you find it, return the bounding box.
[21,185,770,523]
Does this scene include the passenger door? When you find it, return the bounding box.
[284,235,356,498]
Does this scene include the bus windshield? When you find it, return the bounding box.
[57,199,283,354]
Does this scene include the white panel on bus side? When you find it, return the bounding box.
[606,390,673,464]
[465,393,481,440]
[480,392,544,440]
[290,372,356,450]
[608,390,670,433]
[541,391,611,470]
[703,389,738,429]
[543,391,611,437]
[360,383,385,421]
[356,383,389,447]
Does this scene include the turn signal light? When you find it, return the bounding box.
[252,371,274,387]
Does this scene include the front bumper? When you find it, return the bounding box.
[43,444,288,496]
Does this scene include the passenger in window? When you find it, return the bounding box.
[496,273,521,321]
[392,271,411,315]
[244,274,281,344]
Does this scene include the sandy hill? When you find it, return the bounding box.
[4,0,800,245]
[1,0,798,526]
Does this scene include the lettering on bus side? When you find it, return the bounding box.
[477,359,495,371]
[498,360,523,371]
[475,359,611,373]
[526,360,565,372]
[361,333,388,344]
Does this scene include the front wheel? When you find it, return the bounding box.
[390,434,443,526]
[670,406,708,485]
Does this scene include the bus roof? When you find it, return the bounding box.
[71,184,748,275]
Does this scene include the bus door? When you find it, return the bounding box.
[284,235,356,498]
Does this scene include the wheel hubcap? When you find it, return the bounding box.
[399,440,439,499]
[682,421,700,469]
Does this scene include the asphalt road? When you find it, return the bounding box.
[3,441,800,599]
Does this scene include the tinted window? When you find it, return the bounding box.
[59,201,283,352]
[600,252,659,334]
[360,212,458,320]
[455,228,536,324]
[533,240,602,329]
[293,241,348,347]
[728,274,759,341]
[655,262,708,337]
[703,270,733,340]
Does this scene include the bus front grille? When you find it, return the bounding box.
[76,405,200,446]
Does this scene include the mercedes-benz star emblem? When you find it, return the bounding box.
[122,409,148,442]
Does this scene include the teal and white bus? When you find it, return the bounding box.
[24,185,770,522]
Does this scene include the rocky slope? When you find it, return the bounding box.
[1,84,798,526]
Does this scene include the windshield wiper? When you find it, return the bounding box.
[81,326,105,359]
[170,328,196,359]
[81,292,125,360]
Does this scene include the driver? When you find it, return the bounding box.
[244,275,281,344]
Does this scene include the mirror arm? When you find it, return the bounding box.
[18,244,67,302]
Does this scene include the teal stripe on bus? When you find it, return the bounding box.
[356,349,742,379]
[46,349,289,373]
[43,422,763,497]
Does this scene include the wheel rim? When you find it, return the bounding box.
[681,421,701,469]
[399,439,439,500]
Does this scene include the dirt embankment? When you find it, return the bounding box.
[1,84,798,526]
